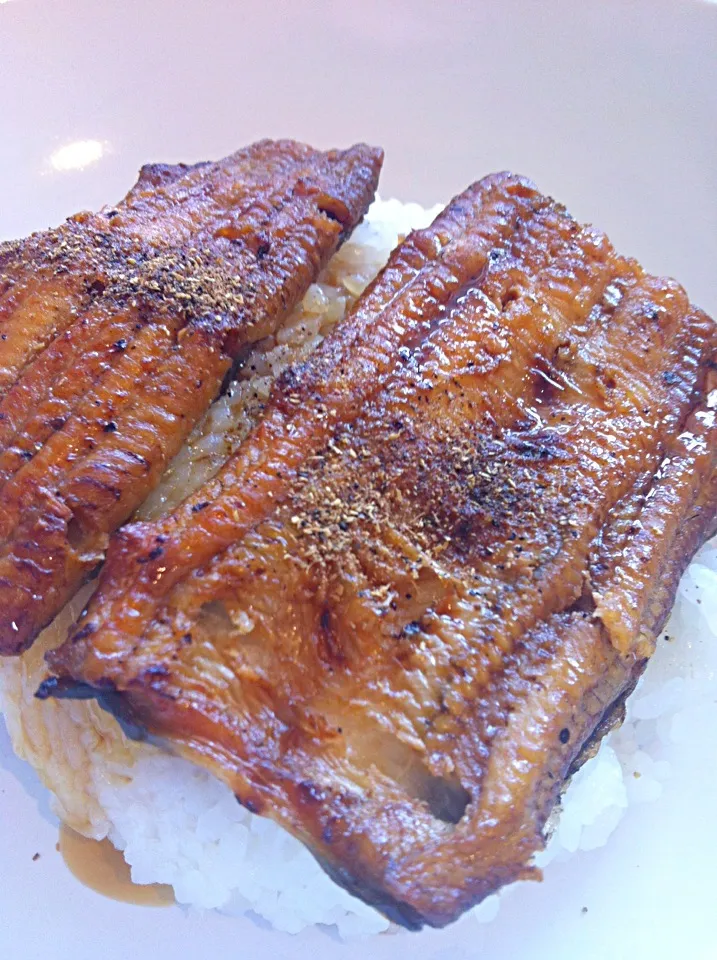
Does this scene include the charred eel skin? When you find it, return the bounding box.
[0,139,382,653]
[43,172,716,927]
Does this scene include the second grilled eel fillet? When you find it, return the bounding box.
[0,139,382,653]
[43,173,717,928]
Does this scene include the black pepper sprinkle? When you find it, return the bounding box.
[559,728,570,744]
[137,546,164,563]
[72,621,96,642]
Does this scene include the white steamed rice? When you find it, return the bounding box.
[0,199,715,939]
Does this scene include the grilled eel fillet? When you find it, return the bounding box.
[0,139,382,654]
[42,173,717,928]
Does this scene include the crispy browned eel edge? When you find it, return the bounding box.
[43,173,717,928]
[0,140,382,654]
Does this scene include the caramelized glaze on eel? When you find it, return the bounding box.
[43,173,716,928]
[0,139,382,653]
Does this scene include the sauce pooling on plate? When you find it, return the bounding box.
[59,825,174,907]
